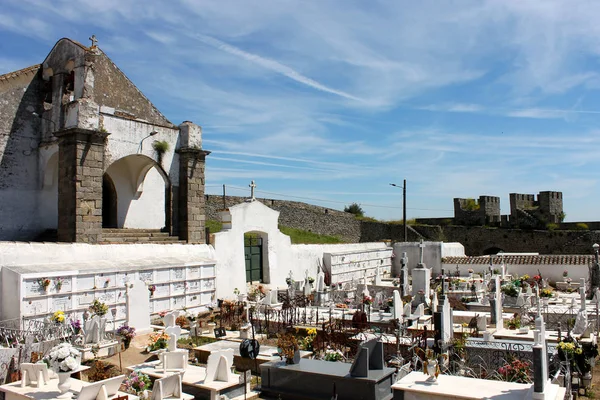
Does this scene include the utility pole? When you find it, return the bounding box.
[389,180,408,242]
[403,179,407,242]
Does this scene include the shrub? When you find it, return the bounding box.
[546,223,558,231]
[344,203,364,217]
[462,198,480,211]
[575,222,589,230]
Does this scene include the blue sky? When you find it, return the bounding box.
[2,1,600,222]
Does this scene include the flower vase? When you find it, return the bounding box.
[425,361,438,383]
[57,372,72,397]
[123,338,131,350]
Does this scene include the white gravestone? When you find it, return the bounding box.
[414,303,424,318]
[403,303,411,318]
[392,290,402,322]
[316,271,325,292]
[477,315,487,331]
[374,264,382,286]
[494,276,503,328]
[431,291,438,313]
[163,311,180,329]
[440,297,453,343]
[84,315,106,345]
[160,350,188,373]
[205,349,234,383]
[580,278,586,311]
[127,280,151,334]
[400,252,409,297]
[165,325,182,352]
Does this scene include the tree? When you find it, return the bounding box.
[344,203,364,217]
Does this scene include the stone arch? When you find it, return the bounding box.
[104,154,171,229]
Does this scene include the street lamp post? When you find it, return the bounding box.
[389,179,407,242]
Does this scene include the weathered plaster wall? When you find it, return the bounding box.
[0,67,46,241]
[90,52,173,127]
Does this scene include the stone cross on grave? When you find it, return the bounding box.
[249,180,256,201]
[89,35,98,48]
[417,239,426,268]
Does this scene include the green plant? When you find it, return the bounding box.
[546,223,558,231]
[89,299,108,317]
[152,140,170,164]
[498,358,531,383]
[558,212,566,222]
[507,315,521,329]
[344,203,364,217]
[278,226,343,244]
[462,198,480,211]
[501,284,519,297]
[575,222,589,230]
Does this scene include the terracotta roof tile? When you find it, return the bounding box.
[443,254,594,265]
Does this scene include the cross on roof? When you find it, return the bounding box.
[249,180,256,201]
[89,35,98,48]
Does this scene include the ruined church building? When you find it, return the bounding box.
[0,38,209,244]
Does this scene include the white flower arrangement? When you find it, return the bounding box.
[44,342,81,373]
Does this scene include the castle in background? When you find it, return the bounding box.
[417,191,564,229]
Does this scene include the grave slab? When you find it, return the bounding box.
[392,371,566,400]
[260,359,394,400]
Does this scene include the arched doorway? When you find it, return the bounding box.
[102,174,118,228]
[483,246,504,255]
[104,155,170,229]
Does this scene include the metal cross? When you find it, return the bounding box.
[249,180,256,201]
[89,35,98,48]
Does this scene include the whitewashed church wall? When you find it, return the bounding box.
[102,114,178,180]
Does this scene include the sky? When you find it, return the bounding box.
[2,1,600,222]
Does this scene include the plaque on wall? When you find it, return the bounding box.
[155,283,169,297]
[96,274,115,289]
[24,299,48,315]
[117,272,131,286]
[25,280,42,296]
[97,291,116,304]
[188,266,200,279]
[139,271,153,283]
[171,296,185,308]
[202,279,215,290]
[153,298,170,314]
[116,305,127,319]
[171,268,185,281]
[56,277,72,293]
[172,282,185,295]
[156,269,170,283]
[116,290,126,303]
[200,293,212,305]
[201,265,214,278]
[78,293,94,306]
[187,281,200,291]
[78,275,95,290]
[187,294,200,307]
[51,296,71,312]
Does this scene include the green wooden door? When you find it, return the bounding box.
[244,236,263,282]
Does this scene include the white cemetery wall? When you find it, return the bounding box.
[212,199,386,298]
[440,261,588,283]
[323,247,393,286]
[1,254,217,323]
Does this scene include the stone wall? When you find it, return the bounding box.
[205,195,600,256]
[205,195,361,242]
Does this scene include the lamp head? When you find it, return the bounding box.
[594,243,599,251]
[149,130,159,136]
